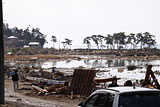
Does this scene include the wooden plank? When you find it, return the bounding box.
[89,70,97,95]
[75,69,82,94]
[32,85,48,93]
[69,69,97,96]
[95,78,121,84]
[76,69,84,95]
[145,65,160,89]
[69,69,77,93]
[74,69,81,94]
[84,70,95,96]
[84,70,91,96]
[80,69,89,96]
[88,70,96,95]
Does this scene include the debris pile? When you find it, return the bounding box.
[30,84,68,95]
[24,68,98,98]
[9,64,160,99]
[127,65,137,71]
[28,70,53,79]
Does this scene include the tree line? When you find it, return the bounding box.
[3,23,157,50]
[83,32,156,49]
[3,23,47,47]
[51,36,72,49]
[52,32,157,50]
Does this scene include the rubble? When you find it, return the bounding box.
[6,63,160,102]
[21,68,99,98]
[127,65,137,71]
[144,65,160,89]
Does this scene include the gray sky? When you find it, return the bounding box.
[3,0,160,49]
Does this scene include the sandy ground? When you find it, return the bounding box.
[4,78,82,107]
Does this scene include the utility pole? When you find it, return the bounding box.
[0,0,4,104]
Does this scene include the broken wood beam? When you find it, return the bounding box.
[32,85,48,93]
[95,77,121,84]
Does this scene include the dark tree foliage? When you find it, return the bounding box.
[51,36,57,48]
[84,32,157,49]
[3,23,47,47]
[61,38,72,49]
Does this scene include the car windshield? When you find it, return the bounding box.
[119,92,160,107]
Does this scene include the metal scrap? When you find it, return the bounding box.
[69,69,98,97]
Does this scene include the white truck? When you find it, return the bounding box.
[78,87,160,107]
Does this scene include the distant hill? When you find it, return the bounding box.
[3,23,47,48]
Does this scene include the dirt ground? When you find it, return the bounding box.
[5,53,160,62]
[4,78,82,107]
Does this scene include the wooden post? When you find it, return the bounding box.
[0,0,4,104]
[145,65,160,89]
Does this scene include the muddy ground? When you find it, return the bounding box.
[4,78,82,107]
[4,52,160,62]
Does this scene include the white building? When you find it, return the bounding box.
[23,45,29,48]
[8,36,18,39]
[28,42,42,48]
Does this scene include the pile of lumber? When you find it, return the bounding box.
[31,84,68,95]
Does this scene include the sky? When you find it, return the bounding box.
[3,0,160,49]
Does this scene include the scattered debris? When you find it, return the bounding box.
[118,68,124,73]
[30,57,38,61]
[144,65,160,89]
[6,63,160,101]
[127,65,137,71]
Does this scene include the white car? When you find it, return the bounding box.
[78,87,160,107]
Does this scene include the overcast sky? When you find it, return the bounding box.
[3,0,160,48]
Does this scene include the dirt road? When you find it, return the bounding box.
[5,79,80,107]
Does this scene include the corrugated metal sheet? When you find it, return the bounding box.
[69,69,97,96]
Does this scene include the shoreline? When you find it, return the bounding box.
[5,54,160,61]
